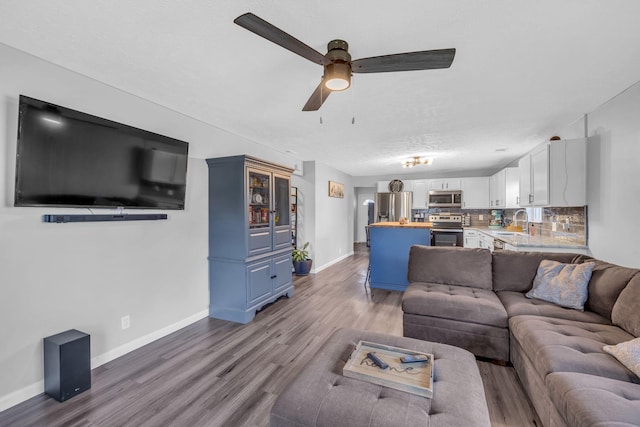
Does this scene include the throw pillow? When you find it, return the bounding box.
[525,260,595,310]
[603,337,640,378]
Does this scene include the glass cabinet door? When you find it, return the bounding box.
[273,175,290,227]
[248,170,271,229]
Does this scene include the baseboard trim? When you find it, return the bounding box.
[0,309,209,413]
[0,381,44,414]
[312,251,354,274]
[90,309,208,369]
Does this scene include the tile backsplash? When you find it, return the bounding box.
[412,206,587,244]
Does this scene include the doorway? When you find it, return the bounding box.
[356,190,375,243]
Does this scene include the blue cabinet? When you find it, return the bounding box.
[369,226,431,291]
[207,155,294,323]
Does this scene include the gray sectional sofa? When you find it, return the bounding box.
[402,245,640,427]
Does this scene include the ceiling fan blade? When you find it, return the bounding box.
[234,13,329,66]
[302,81,331,111]
[351,48,456,73]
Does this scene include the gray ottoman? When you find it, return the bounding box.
[270,328,491,427]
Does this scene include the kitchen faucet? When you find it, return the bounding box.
[513,209,529,233]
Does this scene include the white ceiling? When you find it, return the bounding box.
[2,1,640,177]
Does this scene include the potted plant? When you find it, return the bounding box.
[292,242,312,276]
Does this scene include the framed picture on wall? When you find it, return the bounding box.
[328,181,344,198]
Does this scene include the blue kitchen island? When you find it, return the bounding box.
[368,222,432,291]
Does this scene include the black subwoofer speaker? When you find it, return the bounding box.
[43,329,91,402]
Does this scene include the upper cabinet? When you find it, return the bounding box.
[461,177,490,209]
[504,167,520,208]
[374,180,427,209]
[429,178,462,191]
[519,138,586,207]
[489,166,519,209]
[412,181,428,209]
[489,169,507,208]
[247,166,292,255]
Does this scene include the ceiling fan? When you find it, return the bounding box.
[234,13,456,111]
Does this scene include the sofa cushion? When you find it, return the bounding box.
[603,337,640,378]
[612,273,640,337]
[403,282,508,328]
[404,313,510,361]
[492,251,582,292]
[407,246,493,290]
[585,260,639,319]
[509,315,638,383]
[497,291,610,325]
[525,260,595,311]
[546,372,640,427]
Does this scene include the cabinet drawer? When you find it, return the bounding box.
[273,226,291,251]
[249,229,272,255]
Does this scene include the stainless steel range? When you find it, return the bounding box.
[429,213,464,247]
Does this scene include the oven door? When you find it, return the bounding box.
[430,229,464,247]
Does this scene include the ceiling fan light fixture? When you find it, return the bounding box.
[324,62,351,91]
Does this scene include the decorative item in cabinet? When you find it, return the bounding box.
[290,186,297,247]
[249,170,270,229]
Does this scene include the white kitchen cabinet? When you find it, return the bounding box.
[478,233,494,252]
[518,138,586,207]
[518,155,532,206]
[429,178,461,191]
[505,167,520,208]
[531,145,549,206]
[548,139,586,206]
[489,169,507,208]
[461,177,490,209]
[411,180,428,209]
[377,181,388,192]
[402,180,415,193]
[463,229,480,248]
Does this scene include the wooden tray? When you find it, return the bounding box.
[342,340,434,398]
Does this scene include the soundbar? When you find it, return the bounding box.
[43,214,168,223]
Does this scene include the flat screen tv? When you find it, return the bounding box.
[15,95,189,209]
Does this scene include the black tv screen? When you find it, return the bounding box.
[15,95,189,209]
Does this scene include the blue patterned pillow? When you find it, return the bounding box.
[525,260,595,310]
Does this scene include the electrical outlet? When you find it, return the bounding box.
[479,215,484,221]
[121,315,130,330]
[552,222,557,232]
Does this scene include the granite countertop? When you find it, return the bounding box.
[467,226,588,249]
[369,221,433,229]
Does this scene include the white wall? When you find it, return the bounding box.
[292,161,354,272]
[582,81,640,267]
[313,162,354,270]
[291,165,316,254]
[0,43,303,410]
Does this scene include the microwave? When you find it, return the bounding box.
[428,190,462,208]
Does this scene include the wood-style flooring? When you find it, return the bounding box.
[0,244,541,427]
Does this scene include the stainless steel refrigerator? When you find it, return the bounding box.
[373,192,413,222]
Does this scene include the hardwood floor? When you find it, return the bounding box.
[0,244,541,426]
